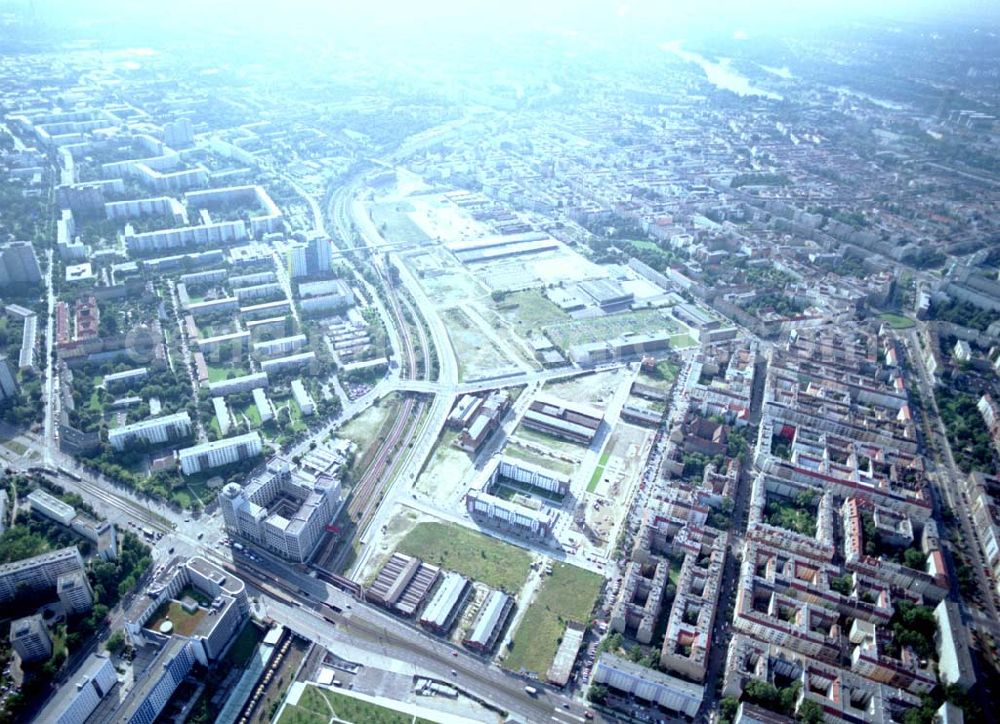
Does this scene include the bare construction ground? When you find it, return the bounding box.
[413,429,477,503]
[543,367,625,408]
[443,307,521,381]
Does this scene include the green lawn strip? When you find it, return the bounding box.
[504,562,603,676]
[320,687,428,724]
[396,522,532,593]
[277,705,327,724]
[587,450,612,493]
[225,623,262,667]
[243,403,262,427]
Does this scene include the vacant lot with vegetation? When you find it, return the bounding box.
[396,522,532,593]
[504,562,603,677]
[543,309,679,352]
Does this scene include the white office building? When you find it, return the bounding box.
[218,451,344,562]
[120,557,248,724]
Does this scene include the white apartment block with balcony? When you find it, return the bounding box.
[109,412,193,451]
[178,432,262,475]
[253,334,307,359]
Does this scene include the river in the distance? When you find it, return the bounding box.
[660,40,783,100]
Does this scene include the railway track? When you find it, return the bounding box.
[34,466,174,535]
[400,294,433,380]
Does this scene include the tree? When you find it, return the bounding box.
[903,548,927,571]
[798,699,825,724]
[105,630,126,655]
[719,698,739,724]
[587,684,608,704]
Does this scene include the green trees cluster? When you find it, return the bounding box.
[0,525,51,565]
[730,173,791,188]
[765,491,818,537]
[887,600,937,660]
[745,291,805,318]
[681,452,724,482]
[743,680,801,716]
[830,573,853,596]
[929,298,1000,332]
[936,387,997,474]
[727,425,755,463]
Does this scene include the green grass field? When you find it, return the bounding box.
[878,312,916,330]
[169,488,194,509]
[242,403,262,427]
[504,562,603,677]
[669,333,698,349]
[206,365,247,383]
[627,239,662,252]
[279,685,435,724]
[3,440,28,456]
[396,522,532,593]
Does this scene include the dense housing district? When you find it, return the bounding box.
[0,9,998,724]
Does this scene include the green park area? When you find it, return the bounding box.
[279,684,435,724]
[396,522,532,593]
[504,562,603,677]
[878,312,915,330]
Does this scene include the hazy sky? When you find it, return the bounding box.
[25,0,1000,31]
